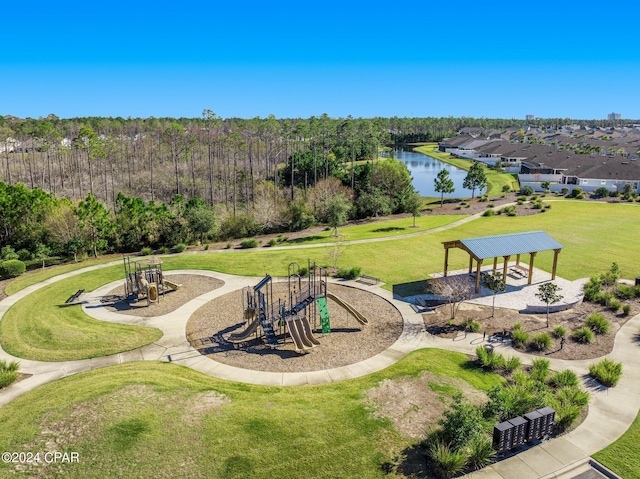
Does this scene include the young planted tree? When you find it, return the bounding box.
[536,282,564,327]
[434,168,455,207]
[404,190,422,227]
[482,271,506,317]
[429,276,476,320]
[463,162,487,199]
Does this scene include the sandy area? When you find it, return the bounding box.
[101,274,224,317]
[186,282,403,372]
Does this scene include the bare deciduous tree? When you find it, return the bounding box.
[428,275,476,319]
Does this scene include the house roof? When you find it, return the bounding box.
[443,231,563,261]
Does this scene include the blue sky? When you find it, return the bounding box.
[1,0,639,120]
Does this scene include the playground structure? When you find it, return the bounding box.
[122,255,182,306]
[228,259,369,353]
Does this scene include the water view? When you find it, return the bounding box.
[392,149,474,198]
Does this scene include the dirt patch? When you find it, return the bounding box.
[423,299,636,360]
[186,282,404,372]
[365,372,488,439]
[101,274,224,317]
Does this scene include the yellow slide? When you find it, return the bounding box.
[299,317,321,345]
[287,319,311,352]
[163,279,182,291]
[325,293,369,325]
[228,317,261,343]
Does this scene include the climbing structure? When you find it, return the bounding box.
[123,255,166,306]
[229,260,328,352]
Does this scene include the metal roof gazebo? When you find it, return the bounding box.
[442,231,564,292]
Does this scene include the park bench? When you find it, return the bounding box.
[510,264,528,278]
[357,274,379,285]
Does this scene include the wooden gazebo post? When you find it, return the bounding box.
[528,252,537,284]
[475,259,483,293]
[502,255,511,278]
[552,248,561,280]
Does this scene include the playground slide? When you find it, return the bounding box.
[325,293,369,325]
[163,279,182,291]
[292,319,315,348]
[299,317,321,346]
[287,320,310,352]
[228,317,261,343]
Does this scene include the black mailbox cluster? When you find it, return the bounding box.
[492,407,555,453]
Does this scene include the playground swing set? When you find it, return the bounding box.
[228,259,368,353]
[122,255,182,306]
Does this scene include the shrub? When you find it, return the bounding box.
[585,313,610,335]
[511,329,529,348]
[552,325,567,338]
[462,319,481,333]
[173,243,187,253]
[159,246,170,254]
[439,395,487,450]
[267,238,277,247]
[204,244,210,250]
[561,187,569,195]
[475,346,505,370]
[512,322,522,330]
[17,249,32,261]
[0,259,26,279]
[517,195,528,202]
[0,360,19,389]
[140,247,153,256]
[482,209,494,217]
[556,385,590,407]
[606,297,621,312]
[0,371,19,389]
[504,356,521,372]
[531,332,552,351]
[593,186,610,198]
[298,267,309,277]
[465,435,495,471]
[519,185,534,196]
[336,267,361,280]
[512,370,530,386]
[240,239,260,249]
[0,245,18,260]
[570,187,583,198]
[583,275,603,301]
[225,242,233,249]
[554,402,583,430]
[550,370,579,388]
[531,358,551,382]
[615,284,636,300]
[623,304,632,316]
[487,203,494,208]
[572,326,595,344]
[428,441,467,479]
[589,358,623,387]
[219,214,262,239]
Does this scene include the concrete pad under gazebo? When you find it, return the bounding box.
[442,231,563,293]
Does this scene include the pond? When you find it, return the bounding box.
[391,149,474,198]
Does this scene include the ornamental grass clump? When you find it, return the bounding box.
[585,313,610,335]
[572,326,595,344]
[589,358,623,387]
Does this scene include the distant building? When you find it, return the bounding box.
[526,115,535,121]
[608,112,621,120]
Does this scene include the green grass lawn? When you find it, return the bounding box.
[5,257,119,296]
[278,214,465,245]
[593,410,640,479]
[413,144,519,197]
[3,200,639,361]
[0,349,503,479]
[0,266,162,361]
[165,200,640,287]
